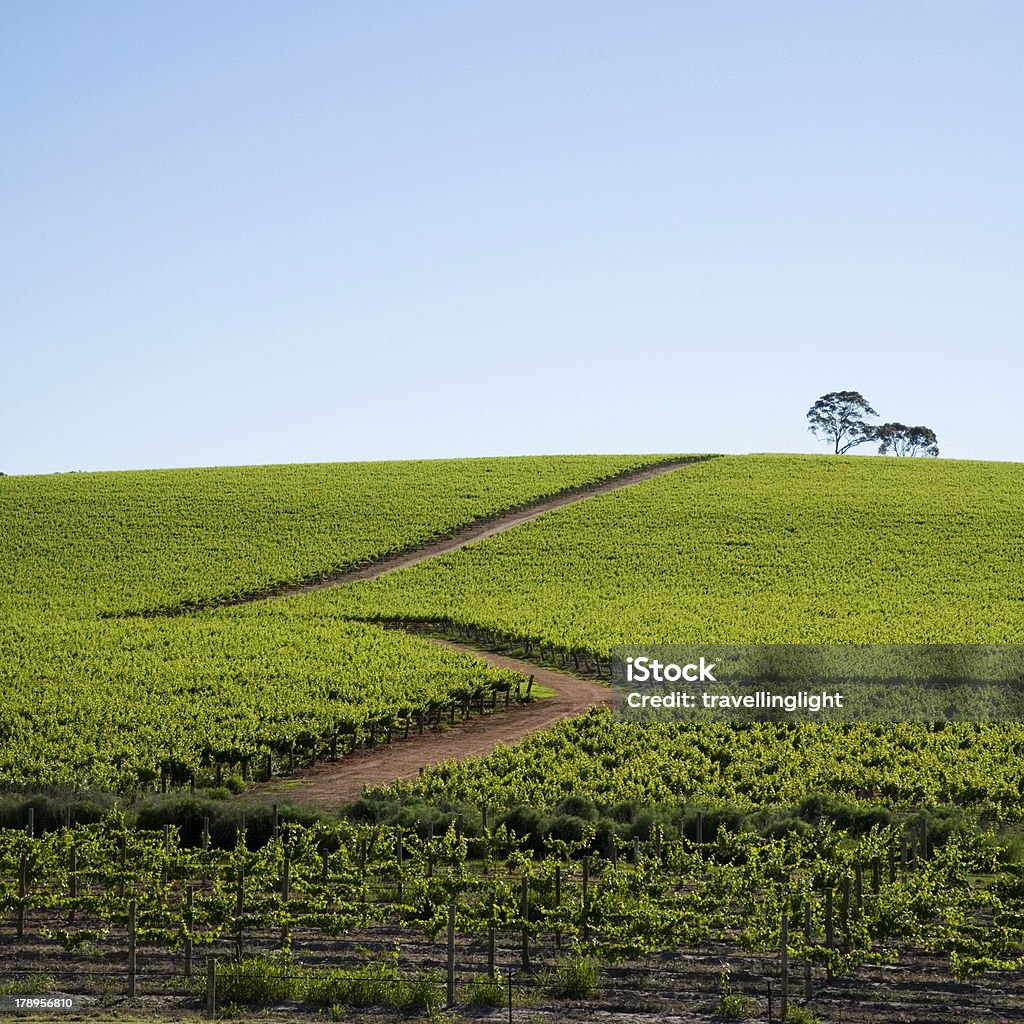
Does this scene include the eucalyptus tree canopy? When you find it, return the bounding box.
[806,391,879,454]
[876,423,940,457]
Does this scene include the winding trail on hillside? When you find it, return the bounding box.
[152,456,710,614]
[254,643,614,805]
[231,456,711,804]
[277,456,710,598]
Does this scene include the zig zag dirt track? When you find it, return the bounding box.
[233,458,710,804]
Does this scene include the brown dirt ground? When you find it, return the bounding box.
[253,644,612,806]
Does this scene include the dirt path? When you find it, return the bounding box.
[157,456,709,614]
[278,456,708,598]
[234,457,709,804]
[254,642,613,806]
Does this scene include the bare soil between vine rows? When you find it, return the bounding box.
[4,916,1024,1024]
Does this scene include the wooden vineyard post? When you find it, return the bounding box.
[779,907,789,1022]
[840,875,851,951]
[27,807,34,838]
[162,825,170,889]
[202,816,210,851]
[554,865,562,951]
[16,853,26,938]
[127,899,137,997]
[280,856,291,950]
[888,843,896,883]
[520,877,530,971]
[632,836,640,867]
[582,857,590,941]
[855,862,864,912]
[235,868,245,961]
[396,836,404,903]
[206,957,217,1019]
[184,886,195,979]
[118,832,127,899]
[824,887,834,980]
[68,845,78,925]
[358,838,367,907]
[488,895,496,978]
[446,904,456,1007]
[803,899,813,1002]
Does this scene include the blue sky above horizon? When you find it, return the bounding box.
[3,2,1021,475]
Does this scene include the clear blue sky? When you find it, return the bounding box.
[3,1,1021,474]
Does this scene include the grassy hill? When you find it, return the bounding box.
[326,454,1024,649]
[3,452,1023,794]
[1,455,670,789]
[0,454,665,616]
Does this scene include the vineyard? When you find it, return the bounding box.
[326,454,1024,649]
[3,451,1024,1019]
[3,810,1024,1021]
[0,455,670,616]
[0,456,679,791]
[0,616,525,791]
[368,708,1024,820]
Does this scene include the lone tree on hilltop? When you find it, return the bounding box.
[806,391,879,454]
[876,423,940,457]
